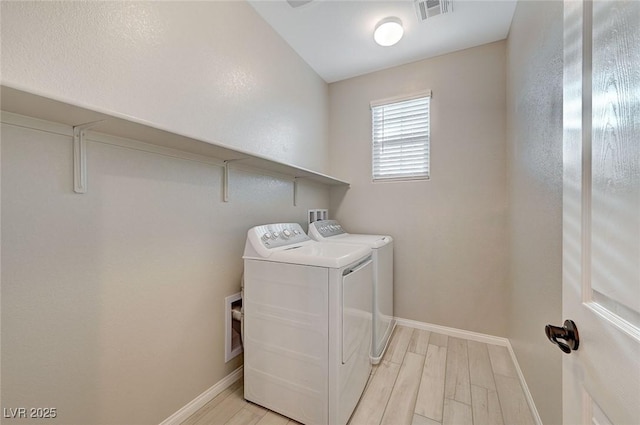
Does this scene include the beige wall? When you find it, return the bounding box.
[506,1,564,424]
[0,2,330,424]
[328,41,508,336]
[0,1,328,172]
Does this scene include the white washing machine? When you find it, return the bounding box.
[309,220,395,365]
[243,223,373,425]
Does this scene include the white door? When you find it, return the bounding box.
[562,1,640,424]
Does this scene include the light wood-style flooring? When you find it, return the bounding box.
[181,325,536,425]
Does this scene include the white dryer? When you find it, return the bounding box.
[309,220,394,364]
[243,223,373,425]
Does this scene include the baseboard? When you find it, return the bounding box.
[395,317,509,346]
[159,366,243,425]
[395,317,542,425]
[505,344,544,425]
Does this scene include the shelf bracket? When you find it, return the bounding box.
[293,177,300,207]
[72,120,104,193]
[223,159,247,202]
[223,161,231,202]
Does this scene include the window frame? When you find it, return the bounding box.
[370,90,432,183]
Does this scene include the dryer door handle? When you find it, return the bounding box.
[343,258,373,276]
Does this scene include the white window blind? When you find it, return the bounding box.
[371,92,430,181]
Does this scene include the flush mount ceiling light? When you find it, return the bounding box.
[374,17,404,47]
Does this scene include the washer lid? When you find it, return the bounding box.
[263,241,371,268]
[243,222,371,268]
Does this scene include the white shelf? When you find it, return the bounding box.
[0,85,349,188]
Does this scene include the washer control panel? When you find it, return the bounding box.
[312,220,345,238]
[253,223,309,249]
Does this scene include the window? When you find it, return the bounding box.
[371,91,431,181]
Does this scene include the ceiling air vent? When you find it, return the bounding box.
[414,0,453,21]
[286,0,314,8]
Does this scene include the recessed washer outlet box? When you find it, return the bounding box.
[308,209,328,224]
[225,292,243,362]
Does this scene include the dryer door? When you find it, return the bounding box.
[342,258,373,364]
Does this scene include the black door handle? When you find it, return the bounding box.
[545,320,579,354]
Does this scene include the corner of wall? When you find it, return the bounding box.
[505,1,564,424]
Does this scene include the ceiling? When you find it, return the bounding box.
[248,0,517,83]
